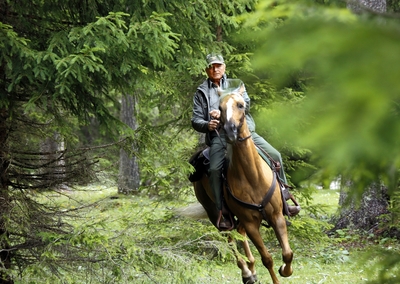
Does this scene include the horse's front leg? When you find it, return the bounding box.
[244,222,281,284]
[234,224,257,284]
[271,213,293,277]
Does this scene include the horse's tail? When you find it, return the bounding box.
[175,202,208,219]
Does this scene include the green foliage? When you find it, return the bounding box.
[332,228,371,245]
[5,0,400,282]
[388,191,400,231]
[318,246,350,265]
[138,126,197,197]
[241,0,400,195]
[252,86,315,187]
[235,2,400,282]
[365,247,400,284]
[4,0,257,132]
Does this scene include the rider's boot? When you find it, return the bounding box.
[282,186,301,217]
[210,169,233,230]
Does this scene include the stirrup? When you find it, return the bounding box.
[216,210,234,231]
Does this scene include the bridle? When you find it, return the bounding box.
[213,127,251,147]
[215,107,250,144]
[237,134,251,142]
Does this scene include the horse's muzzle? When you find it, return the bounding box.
[224,121,238,142]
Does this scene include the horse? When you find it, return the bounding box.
[187,84,294,284]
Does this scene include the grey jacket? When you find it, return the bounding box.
[191,74,256,145]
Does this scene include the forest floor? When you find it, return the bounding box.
[20,185,399,284]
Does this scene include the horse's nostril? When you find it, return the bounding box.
[232,125,237,134]
[224,122,238,142]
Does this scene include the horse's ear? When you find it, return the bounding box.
[238,83,245,96]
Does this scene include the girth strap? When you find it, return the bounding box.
[224,171,277,222]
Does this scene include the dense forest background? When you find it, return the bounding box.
[1,0,400,283]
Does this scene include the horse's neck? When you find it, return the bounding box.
[229,123,261,175]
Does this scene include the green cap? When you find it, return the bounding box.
[206,54,224,66]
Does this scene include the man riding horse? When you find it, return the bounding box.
[191,53,300,230]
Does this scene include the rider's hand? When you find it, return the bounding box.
[208,110,220,131]
[208,119,219,131]
[209,110,221,120]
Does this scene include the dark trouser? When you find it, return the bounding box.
[251,132,288,184]
[209,131,227,211]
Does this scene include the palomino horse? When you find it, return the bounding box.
[192,84,293,284]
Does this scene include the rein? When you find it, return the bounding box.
[214,128,226,150]
[254,143,282,173]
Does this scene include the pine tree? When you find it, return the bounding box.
[0,0,258,281]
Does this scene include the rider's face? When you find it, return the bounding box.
[205,63,226,85]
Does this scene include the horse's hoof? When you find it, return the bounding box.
[278,264,293,277]
[278,265,284,277]
[242,274,257,284]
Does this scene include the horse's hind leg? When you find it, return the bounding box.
[271,213,293,277]
[234,224,257,284]
[244,223,280,284]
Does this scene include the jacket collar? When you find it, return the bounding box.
[207,74,227,89]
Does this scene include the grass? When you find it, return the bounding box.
[18,185,399,284]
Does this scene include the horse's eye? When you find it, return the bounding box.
[237,103,244,109]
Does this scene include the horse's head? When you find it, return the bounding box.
[219,84,246,143]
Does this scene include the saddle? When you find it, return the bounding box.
[188,147,300,219]
[188,148,210,182]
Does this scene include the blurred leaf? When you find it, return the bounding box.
[243,3,400,193]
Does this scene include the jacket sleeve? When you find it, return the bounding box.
[191,91,209,133]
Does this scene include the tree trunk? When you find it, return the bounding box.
[347,0,386,14]
[40,132,67,189]
[333,183,390,233]
[0,108,13,284]
[118,94,140,194]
